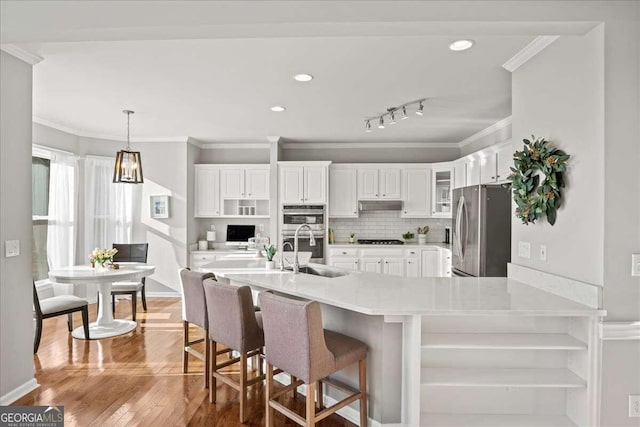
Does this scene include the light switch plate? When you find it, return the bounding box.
[518,241,531,259]
[539,245,547,262]
[632,254,640,277]
[5,240,20,257]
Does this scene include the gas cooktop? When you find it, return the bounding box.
[357,239,405,245]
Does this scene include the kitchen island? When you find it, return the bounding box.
[204,260,605,427]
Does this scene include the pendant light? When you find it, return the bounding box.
[113,110,144,184]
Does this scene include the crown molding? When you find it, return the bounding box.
[200,142,271,149]
[502,36,559,72]
[0,45,43,65]
[601,322,640,341]
[458,116,512,148]
[281,142,458,150]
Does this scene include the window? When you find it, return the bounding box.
[32,156,50,281]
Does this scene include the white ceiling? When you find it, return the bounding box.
[0,1,558,144]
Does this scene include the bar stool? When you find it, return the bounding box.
[259,291,368,427]
[203,279,265,423]
[179,268,231,388]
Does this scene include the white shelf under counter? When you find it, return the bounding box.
[420,413,577,427]
[421,367,586,388]
[421,333,587,350]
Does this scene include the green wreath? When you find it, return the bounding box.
[509,136,570,226]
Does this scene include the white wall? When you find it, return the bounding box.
[282,145,460,163]
[0,51,36,401]
[199,147,270,164]
[511,27,605,286]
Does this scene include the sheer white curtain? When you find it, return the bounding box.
[84,156,135,256]
[46,151,78,270]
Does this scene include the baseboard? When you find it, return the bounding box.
[0,378,39,405]
[145,292,181,298]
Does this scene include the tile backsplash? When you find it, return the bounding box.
[329,212,451,243]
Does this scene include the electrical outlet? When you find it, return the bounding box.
[539,245,547,262]
[629,395,640,417]
[5,240,20,257]
[518,241,531,259]
[632,254,640,277]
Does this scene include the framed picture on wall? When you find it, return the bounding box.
[150,195,170,219]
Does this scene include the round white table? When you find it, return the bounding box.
[48,263,155,339]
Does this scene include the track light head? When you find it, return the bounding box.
[378,117,385,129]
[365,120,372,132]
[401,106,409,120]
[416,102,424,116]
[389,111,397,125]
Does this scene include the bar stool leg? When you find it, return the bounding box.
[291,375,298,399]
[306,382,316,426]
[266,363,274,427]
[204,328,210,389]
[239,352,248,423]
[182,321,189,373]
[316,381,323,410]
[359,358,367,427]
[210,340,217,403]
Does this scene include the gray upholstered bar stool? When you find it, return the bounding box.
[259,291,368,427]
[179,268,231,388]
[203,279,265,423]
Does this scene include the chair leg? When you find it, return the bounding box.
[306,382,316,427]
[67,313,73,332]
[239,353,248,423]
[291,375,298,399]
[141,285,147,311]
[204,328,210,389]
[82,307,90,340]
[316,381,323,410]
[131,292,137,321]
[359,358,367,427]
[182,321,189,373]
[34,317,43,353]
[265,363,274,427]
[112,294,116,315]
[210,340,217,403]
[258,352,264,377]
[96,292,99,312]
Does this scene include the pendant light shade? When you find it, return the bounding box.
[113,110,144,184]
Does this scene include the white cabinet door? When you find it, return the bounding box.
[220,168,245,198]
[406,259,420,277]
[360,257,382,273]
[329,258,359,271]
[467,158,481,186]
[380,168,402,199]
[480,153,498,184]
[453,160,466,189]
[496,144,513,183]
[194,166,220,217]
[440,248,452,277]
[402,168,430,218]
[245,168,270,199]
[383,258,405,276]
[358,168,379,200]
[431,165,453,218]
[280,166,304,204]
[421,249,439,277]
[304,166,327,204]
[329,168,358,217]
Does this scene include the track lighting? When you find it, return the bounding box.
[363,99,426,132]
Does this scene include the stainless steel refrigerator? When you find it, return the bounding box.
[451,185,511,277]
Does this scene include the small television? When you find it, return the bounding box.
[225,225,255,247]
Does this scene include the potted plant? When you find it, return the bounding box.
[402,231,415,243]
[417,226,430,244]
[264,244,277,270]
[349,233,356,244]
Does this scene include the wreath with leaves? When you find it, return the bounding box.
[509,136,570,226]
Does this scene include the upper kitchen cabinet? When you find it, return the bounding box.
[466,157,481,186]
[245,167,270,199]
[496,143,514,183]
[357,167,401,200]
[329,166,358,218]
[220,168,245,198]
[480,142,513,184]
[402,168,431,218]
[431,163,453,218]
[194,165,221,217]
[220,166,270,199]
[279,162,330,205]
[453,160,466,190]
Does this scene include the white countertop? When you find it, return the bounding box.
[203,261,604,317]
[329,242,451,250]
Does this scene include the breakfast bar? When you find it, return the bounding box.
[204,260,605,426]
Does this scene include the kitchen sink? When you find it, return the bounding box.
[286,266,349,278]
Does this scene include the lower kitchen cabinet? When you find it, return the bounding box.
[360,257,382,273]
[329,257,359,271]
[406,258,420,277]
[383,258,404,276]
[421,249,440,277]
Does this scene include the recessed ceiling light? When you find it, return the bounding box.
[293,73,314,82]
[449,39,474,51]
[270,106,286,112]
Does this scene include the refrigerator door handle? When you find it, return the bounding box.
[461,196,469,262]
[455,195,465,260]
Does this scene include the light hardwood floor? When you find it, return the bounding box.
[15,297,356,427]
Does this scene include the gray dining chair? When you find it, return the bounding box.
[109,243,148,321]
[259,291,369,427]
[33,281,90,353]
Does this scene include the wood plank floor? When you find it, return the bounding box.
[15,297,356,427]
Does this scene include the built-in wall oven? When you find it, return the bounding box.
[282,205,325,263]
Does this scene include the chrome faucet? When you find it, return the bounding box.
[279,241,294,271]
[293,224,316,274]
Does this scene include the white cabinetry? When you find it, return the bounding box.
[245,168,270,199]
[481,143,513,184]
[220,166,270,199]
[360,257,382,273]
[453,160,466,190]
[405,248,421,277]
[329,258,359,271]
[496,144,513,183]
[190,252,218,271]
[220,168,245,198]
[431,164,453,218]
[357,167,401,200]
[402,168,431,218]
[421,249,439,277]
[194,165,221,217]
[329,167,358,218]
[279,163,328,204]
